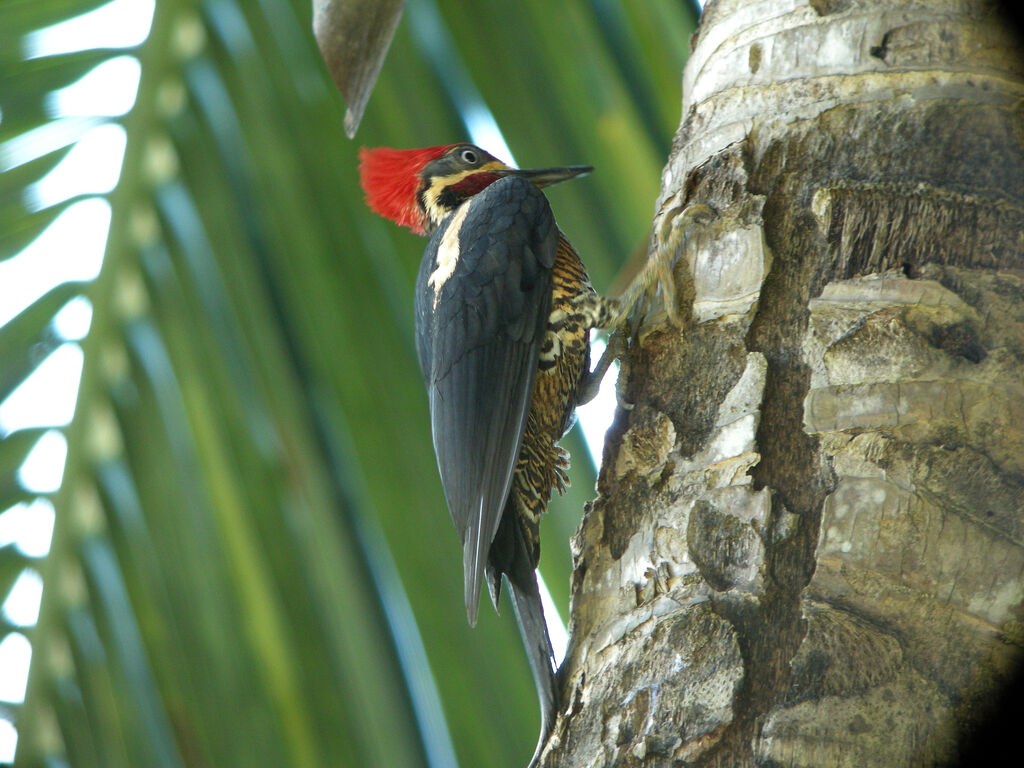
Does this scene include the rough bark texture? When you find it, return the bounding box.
[543,1,1024,766]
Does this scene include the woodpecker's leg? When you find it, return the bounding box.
[586,202,715,330]
[575,327,626,406]
[650,198,717,321]
[571,202,714,404]
[562,202,715,334]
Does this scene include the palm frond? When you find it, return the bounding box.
[2,1,699,765]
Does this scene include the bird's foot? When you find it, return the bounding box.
[636,197,716,327]
[571,199,714,336]
[572,199,713,410]
[576,328,627,406]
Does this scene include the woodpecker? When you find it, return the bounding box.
[358,142,710,765]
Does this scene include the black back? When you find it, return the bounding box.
[415,176,556,625]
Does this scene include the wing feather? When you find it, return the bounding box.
[415,176,556,625]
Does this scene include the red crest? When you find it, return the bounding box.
[358,145,454,235]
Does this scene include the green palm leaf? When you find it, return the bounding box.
[1,0,699,765]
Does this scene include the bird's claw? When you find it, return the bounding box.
[577,199,714,408]
[648,200,717,326]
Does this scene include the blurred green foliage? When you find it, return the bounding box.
[0,0,698,765]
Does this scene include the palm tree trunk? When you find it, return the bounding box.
[545,1,1024,765]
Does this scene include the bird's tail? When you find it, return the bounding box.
[507,555,558,767]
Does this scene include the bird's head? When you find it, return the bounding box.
[359,143,591,235]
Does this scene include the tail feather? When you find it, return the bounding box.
[478,502,559,765]
[507,562,558,767]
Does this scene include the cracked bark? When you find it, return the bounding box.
[540,1,1024,766]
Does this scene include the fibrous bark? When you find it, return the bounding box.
[544,1,1024,766]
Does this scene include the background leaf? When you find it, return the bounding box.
[2,0,700,765]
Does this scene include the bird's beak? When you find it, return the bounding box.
[495,165,593,188]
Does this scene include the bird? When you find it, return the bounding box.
[358,142,711,765]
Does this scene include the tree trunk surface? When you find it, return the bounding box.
[543,1,1024,766]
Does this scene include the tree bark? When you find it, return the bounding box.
[544,1,1024,765]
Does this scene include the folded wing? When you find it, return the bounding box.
[415,176,557,625]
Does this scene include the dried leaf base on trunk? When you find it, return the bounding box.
[543,1,1024,765]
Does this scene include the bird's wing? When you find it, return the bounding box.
[415,176,556,626]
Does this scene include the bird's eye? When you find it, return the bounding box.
[460,149,478,164]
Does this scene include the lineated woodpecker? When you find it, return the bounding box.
[358,143,710,765]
